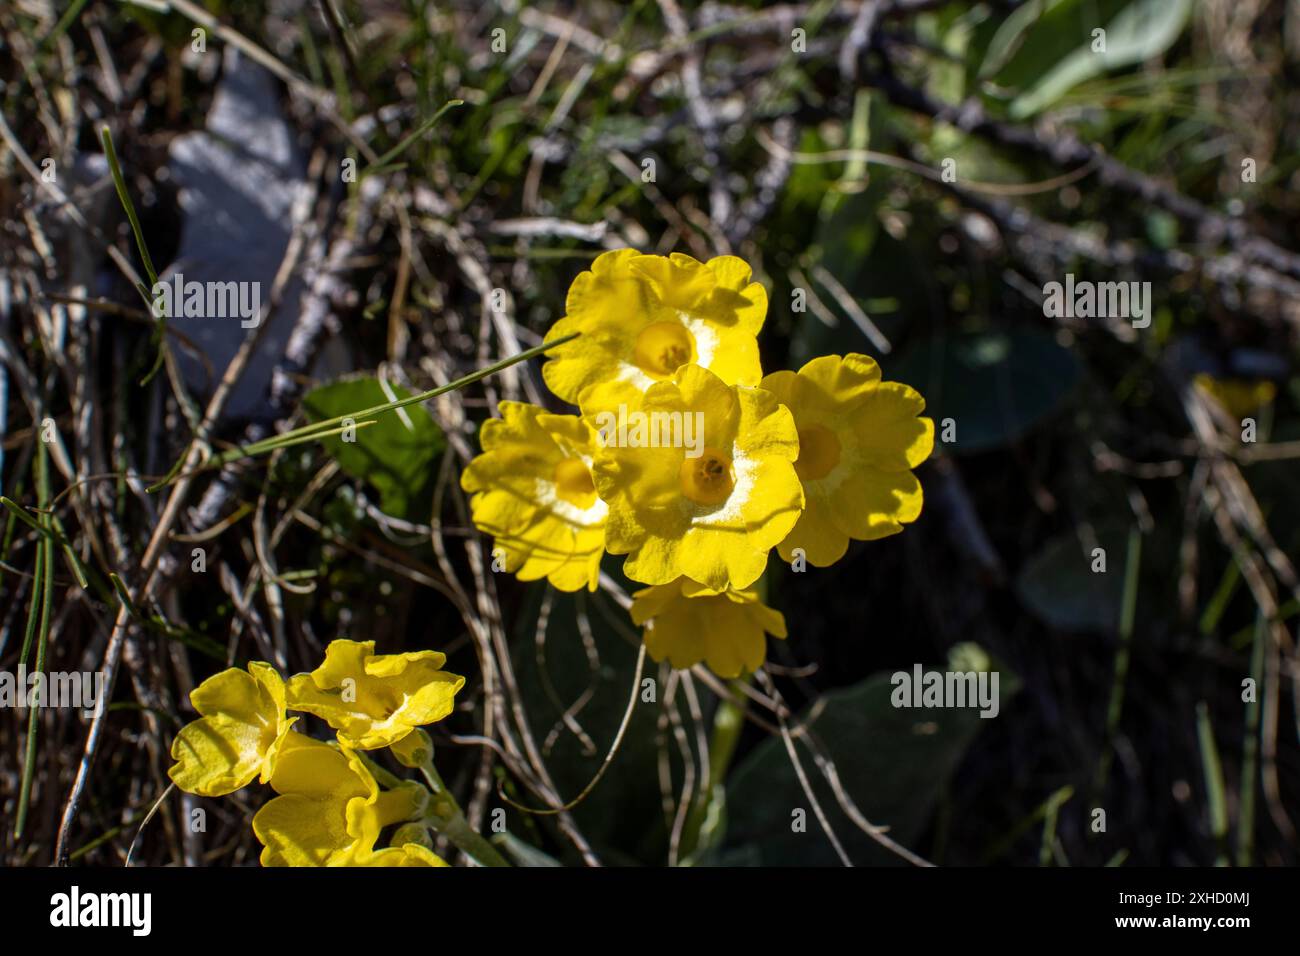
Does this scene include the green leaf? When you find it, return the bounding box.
[991,0,1128,95]
[302,377,443,520]
[1015,522,1131,632]
[889,329,1081,454]
[976,0,1047,79]
[722,645,1017,866]
[1008,0,1195,118]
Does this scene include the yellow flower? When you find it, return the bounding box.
[168,662,297,797]
[252,734,429,866]
[761,353,932,567]
[1193,373,1276,420]
[542,249,768,407]
[591,363,802,590]
[360,843,449,867]
[630,578,787,677]
[286,639,464,750]
[461,402,607,592]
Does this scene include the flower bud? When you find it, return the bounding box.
[390,728,433,768]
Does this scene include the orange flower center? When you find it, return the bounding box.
[553,458,597,508]
[795,424,841,481]
[679,447,734,506]
[633,321,695,379]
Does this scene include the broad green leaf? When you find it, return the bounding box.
[303,377,443,520]
[722,645,1017,866]
[1015,523,1131,632]
[992,0,1128,94]
[1008,0,1195,118]
[889,329,1081,454]
[976,0,1047,79]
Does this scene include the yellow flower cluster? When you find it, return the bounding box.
[463,250,933,677]
[168,640,463,867]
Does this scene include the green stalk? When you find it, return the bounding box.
[356,750,405,790]
[1038,787,1072,866]
[980,785,1073,864]
[41,0,91,49]
[1091,526,1141,806]
[680,678,749,861]
[100,125,166,384]
[361,100,464,178]
[15,441,55,838]
[1236,611,1265,866]
[2,496,92,591]
[16,540,45,666]
[1196,701,1230,866]
[50,511,89,589]
[0,473,26,619]
[100,125,158,292]
[419,758,511,867]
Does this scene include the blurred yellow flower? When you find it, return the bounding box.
[630,578,787,677]
[168,661,297,797]
[592,363,802,590]
[542,249,768,407]
[252,734,428,866]
[1193,373,1276,420]
[762,353,932,567]
[286,639,464,750]
[461,402,607,592]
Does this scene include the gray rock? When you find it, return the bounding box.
[164,45,309,422]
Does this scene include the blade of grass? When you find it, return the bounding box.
[1038,785,1073,866]
[147,420,377,493]
[100,125,166,385]
[2,496,93,591]
[981,784,1074,864]
[1196,701,1230,866]
[1198,554,1241,636]
[1236,611,1265,866]
[15,440,55,838]
[109,571,143,619]
[148,331,579,491]
[360,100,464,178]
[49,512,90,590]
[1091,525,1141,807]
[16,538,44,666]
[40,0,92,49]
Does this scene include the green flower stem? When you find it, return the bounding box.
[419,759,511,868]
[356,751,405,789]
[679,676,750,861]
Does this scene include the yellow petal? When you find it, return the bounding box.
[287,640,465,750]
[188,666,263,722]
[831,467,923,540]
[167,714,266,797]
[777,498,852,567]
[168,662,291,796]
[463,403,607,593]
[632,580,785,677]
[357,844,449,867]
[542,249,766,403]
